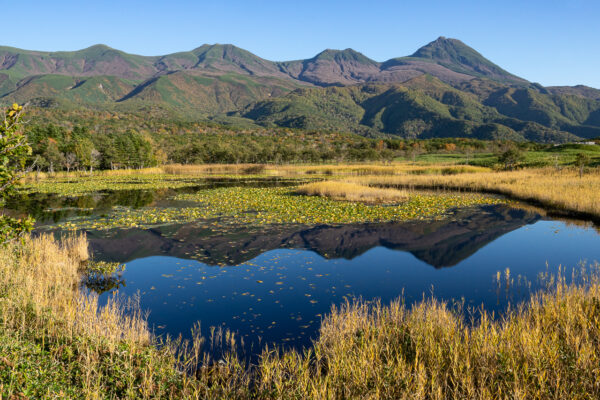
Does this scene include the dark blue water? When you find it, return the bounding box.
[96,218,600,355]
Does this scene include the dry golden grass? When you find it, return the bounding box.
[0,235,173,398]
[159,162,489,179]
[22,167,165,182]
[0,234,149,342]
[270,163,489,177]
[350,167,600,218]
[22,162,490,182]
[257,271,600,399]
[162,163,266,175]
[2,235,600,398]
[296,181,408,204]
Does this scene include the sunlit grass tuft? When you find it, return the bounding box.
[296,180,408,204]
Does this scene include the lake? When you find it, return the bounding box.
[10,179,600,358]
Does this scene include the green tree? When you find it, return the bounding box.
[73,138,96,171]
[0,104,34,243]
[41,138,65,172]
[498,148,525,170]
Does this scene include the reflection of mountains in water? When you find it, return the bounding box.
[88,205,541,269]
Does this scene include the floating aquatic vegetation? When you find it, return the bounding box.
[55,186,504,230]
[21,173,310,197]
[173,187,504,225]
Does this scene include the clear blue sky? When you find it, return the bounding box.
[5,0,599,87]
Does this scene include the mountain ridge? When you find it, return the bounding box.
[1,38,598,143]
[0,37,529,85]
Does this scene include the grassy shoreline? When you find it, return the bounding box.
[346,167,600,222]
[1,235,600,398]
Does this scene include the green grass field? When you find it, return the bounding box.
[412,144,600,167]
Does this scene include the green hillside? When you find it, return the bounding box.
[0,44,156,80]
[0,73,17,97]
[242,77,585,142]
[244,85,369,132]
[117,72,301,115]
[7,75,136,105]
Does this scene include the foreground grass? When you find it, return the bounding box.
[0,235,180,398]
[2,235,600,399]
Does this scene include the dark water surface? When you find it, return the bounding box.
[12,181,600,357]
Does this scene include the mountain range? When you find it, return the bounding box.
[88,204,541,268]
[2,37,600,142]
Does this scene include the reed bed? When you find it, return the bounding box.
[296,181,408,204]
[21,163,490,184]
[350,167,600,219]
[22,167,165,182]
[2,234,600,398]
[162,163,266,175]
[0,235,191,399]
[160,163,489,177]
[270,163,490,177]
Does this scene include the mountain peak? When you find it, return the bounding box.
[312,48,378,65]
[412,37,478,60]
[73,44,118,55]
[411,37,525,84]
[192,43,240,53]
[83,44,113,50]
[191,43,264,62]
[187,43,283,77]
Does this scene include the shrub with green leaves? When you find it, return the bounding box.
[0,104,34,243]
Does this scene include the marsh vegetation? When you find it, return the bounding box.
[296,180,409,203]
[348,167,600,220]
[3,158,600,399]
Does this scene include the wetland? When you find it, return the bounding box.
[7,171,600,358]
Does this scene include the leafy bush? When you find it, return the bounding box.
[0,104,34,243]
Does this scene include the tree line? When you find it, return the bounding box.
[27,125,158,172]
[25,123,530,171]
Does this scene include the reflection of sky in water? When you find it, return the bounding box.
[98,220,600,355]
